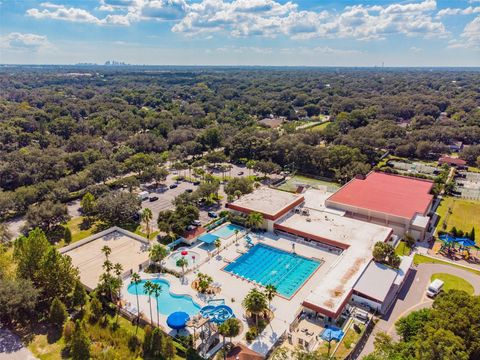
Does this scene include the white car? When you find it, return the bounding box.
[426,279,444,298]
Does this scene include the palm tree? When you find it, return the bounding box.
[246,160,256,176]
[242,288,268,327]
[214,238,222,255]
[196,272,213,293]
[130,272,141,332]
[264,284,277,308]
[218,321,230,360]
[141,208,153,240]
[234,229,240,244]
[101,245,112,259]
[176,257,188,278]
[151,282,162,327]
[148,244,169,271]
[113,263,123,325]
[144,280,154,325]
[247,211,264,231]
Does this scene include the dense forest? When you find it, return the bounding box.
[1,66,479,220]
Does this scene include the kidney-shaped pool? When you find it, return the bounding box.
[128,278,201,316]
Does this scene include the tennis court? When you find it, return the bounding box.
[61,228,149,290]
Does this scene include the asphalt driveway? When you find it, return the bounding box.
[358,262,480,358]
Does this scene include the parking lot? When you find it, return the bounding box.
[139,163,252,230]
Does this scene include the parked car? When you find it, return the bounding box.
[208,211,218,218]
[193,181,201,185]
[185,189,193,193]
[138,191,149,201]
[149,196,159,202]
[192,220,202,226]
[237,171,244,175]
[426,279,444,298]
[169,184,178,189]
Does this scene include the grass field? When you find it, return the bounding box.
[277,174,339,193]
[431,273,474,295]
[395,241,411,256]
[435,197,480,234]
[413,254,480,276]
[308,121,330,132]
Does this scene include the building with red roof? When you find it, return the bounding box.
[325,172,434,241]
[438,156,467,168]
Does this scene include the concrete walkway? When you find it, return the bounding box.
[0,328,36,360]
[357,263,480,359]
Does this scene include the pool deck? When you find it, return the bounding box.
[121,231,339,356]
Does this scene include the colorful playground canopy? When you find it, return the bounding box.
[198,233,219,244]
[439,234,476,247]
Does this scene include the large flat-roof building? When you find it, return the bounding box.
[275,210,393,319]
[226,187,304,231]
[352,256,413,314]
[325,172,434,241]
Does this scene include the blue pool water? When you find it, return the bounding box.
[127,279,201,316]
[211,223,244,239]
[224,244,320,298]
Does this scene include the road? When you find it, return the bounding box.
[0,328,36,360]
[358,263,480,358]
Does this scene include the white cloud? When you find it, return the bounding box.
[448,15,480,49]
[410,46,422,52]
[0,32,51,51]
[27,5,104,24]
[25,0,448,41]
[141,0,187,20]
[437,6,480,17]
[172,0,447,40]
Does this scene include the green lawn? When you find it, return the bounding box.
[308,121,331,132]
[333,323,366,359]
[395,241,411,256]
[431,273,474,295]
[413,254,480,276]
[277,175,339,193]
[435,197,480,234]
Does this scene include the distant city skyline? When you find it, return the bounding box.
[1,0,479,66]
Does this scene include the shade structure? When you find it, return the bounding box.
[456,238,476,247]
[439,234,476,247]
[167,311,190,330]
[198,233,219,244]
[439,234,456,244]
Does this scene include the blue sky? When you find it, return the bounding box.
[1,0,479,66]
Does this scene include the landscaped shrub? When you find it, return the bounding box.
[245,326,258,342]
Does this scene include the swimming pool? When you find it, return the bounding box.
[127,278,201,316]
[224,244,320,298]
[211,223,244,239]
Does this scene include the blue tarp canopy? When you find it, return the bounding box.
[456,238,476,247]
[321,325,344,342]
[198,233,219,244]
[167,311,190,330]
[439,234,456,244]
[439,234,476,247]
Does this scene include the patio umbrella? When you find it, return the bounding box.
[181,250,188,256]
[167,311,190,330]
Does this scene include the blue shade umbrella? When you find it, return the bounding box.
[167,311,190,330]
